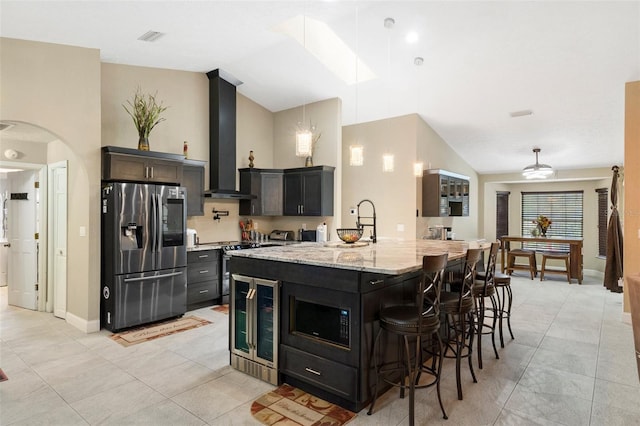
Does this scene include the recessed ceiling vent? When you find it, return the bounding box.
[138,31,165,42]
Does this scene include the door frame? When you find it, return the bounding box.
[47,161,67,317]
[1,161,48,310]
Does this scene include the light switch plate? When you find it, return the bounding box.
[79,226,86,237]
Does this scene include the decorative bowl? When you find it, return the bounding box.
[336,228,363,244]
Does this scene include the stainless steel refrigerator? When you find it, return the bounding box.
[101,182,187,332]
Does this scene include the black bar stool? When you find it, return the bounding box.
[368,253,449,424]
[472,242,500,369]
[440,248,483,400]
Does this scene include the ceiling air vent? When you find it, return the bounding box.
[138,31,165,42]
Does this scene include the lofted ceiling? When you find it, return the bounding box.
[1,1,638,175]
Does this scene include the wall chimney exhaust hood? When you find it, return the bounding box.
[204,69,254,200]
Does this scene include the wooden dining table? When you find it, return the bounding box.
[499,236,584,284]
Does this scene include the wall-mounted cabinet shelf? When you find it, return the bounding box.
[239,168,283,216]
[183,159,206,216]
[283,166,334,217]
[422,169,470,217]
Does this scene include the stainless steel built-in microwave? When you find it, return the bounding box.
[293,299,350,348]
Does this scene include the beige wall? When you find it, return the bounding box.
[0,37,102,330]
[415,115,480,241]
[624,81,640,313]
[271,98,342,236]
[341,113,479,241]
[342,114,418,240]
[101,63,209,158]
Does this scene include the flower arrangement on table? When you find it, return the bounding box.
[533,215,552,236]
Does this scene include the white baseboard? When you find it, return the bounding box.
[66,311,101,333]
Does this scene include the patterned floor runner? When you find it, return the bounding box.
[110,316,211,347]
[251,383,356,425]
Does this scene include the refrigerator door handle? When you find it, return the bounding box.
[123,271,184,283]
[156,193,163,253]
[150,190,157,253]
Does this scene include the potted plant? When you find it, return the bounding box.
[122,88,168,151]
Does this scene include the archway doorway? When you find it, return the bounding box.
[0,120,68,315]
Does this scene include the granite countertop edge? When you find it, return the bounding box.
[228,239,489,275]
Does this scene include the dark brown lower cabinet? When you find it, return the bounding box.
[187,249,220,309]
[230,256,422,412]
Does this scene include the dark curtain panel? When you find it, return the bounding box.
[604,166,623,293]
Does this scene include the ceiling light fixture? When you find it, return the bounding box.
[349,7,364,167]
[350,145,364,166]
[405,31,419,44]
[522,148,554,179]
[295,14,313,159]
[383,154,394,173]
[137,30,165,42]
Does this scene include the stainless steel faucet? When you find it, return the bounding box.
[356,199,377,243]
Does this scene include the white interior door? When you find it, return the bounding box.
[8,170,38,310]
[52,164,67,318]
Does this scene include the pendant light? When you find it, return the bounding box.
[522,148,554,179]
[382,17,394,173]
[295,14,313,158]
[349,6,363,166]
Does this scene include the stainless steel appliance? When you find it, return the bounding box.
[269,230,294,241]
[101,182,187,332]
[230,273,279,385]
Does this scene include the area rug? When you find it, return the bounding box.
[0,368,8,382]
[212,304,229,314]
[110,316,211,347]
[251,383,356,425]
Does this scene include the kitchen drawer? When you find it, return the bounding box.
[187,280,219,305]
[187,250,220,265]
[280,344,357,401]
[187,263,219,283]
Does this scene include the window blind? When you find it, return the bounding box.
[596,188,608,257]
[521,191,583,251]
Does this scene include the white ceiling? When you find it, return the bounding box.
[1,1,638,175]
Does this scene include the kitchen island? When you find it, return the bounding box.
[228,239,487,412]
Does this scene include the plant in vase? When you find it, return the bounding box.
[533,215,552,236]
[123,88,168,151]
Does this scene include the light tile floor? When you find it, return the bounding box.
[1,273,638,425]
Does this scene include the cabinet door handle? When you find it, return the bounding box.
[199,289,209,294]
[301,205,304,214]
[305,367,321,376]
[198,254,209,259]
[369,279,384,286]
[150,167,154,179]
[145,166,149,179]
[199,270,209,274]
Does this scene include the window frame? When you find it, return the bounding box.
[521,190,584,252]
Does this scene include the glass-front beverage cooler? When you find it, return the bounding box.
[230,274,279,385]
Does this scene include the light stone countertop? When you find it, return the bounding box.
[228,239,489,275]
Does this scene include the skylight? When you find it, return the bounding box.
[274,15,376,85]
